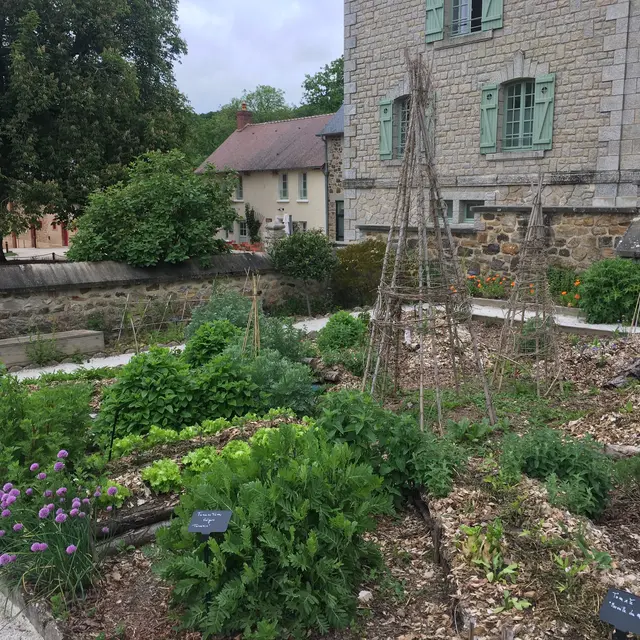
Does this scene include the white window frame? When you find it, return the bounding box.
[234,175,244,201]
[298,172,308,201]
[278,173,289,201]
[238,220,249,242]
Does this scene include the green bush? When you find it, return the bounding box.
[96,348,198,439]
[315,390,463,500]
[547,266,580,306]
[155,424,387,639]
[141,459,183,494]
[501,428,613,517]
[187,288,253,338]
[0,375,91,479]
[320,347,367,377]
[183,320,242,367]
[317,311,367,354]
[260,316,310,362]
[579,258,640,324]
[331,238,386,308]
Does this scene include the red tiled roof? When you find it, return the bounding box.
[197,113,334,173]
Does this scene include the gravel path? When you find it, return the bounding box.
[0,594,41,640]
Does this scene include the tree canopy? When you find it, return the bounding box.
[299,57,344,116]
[67,150,237,267]
[0,0,189,260]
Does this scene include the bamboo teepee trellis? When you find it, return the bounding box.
[493,177,560,396]
[362,51,495,431]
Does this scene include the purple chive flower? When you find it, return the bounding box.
[107,487,118,497]
[38,508,50,519]
[82,498,90,505]
[55,513,67,524]
[9,489,19,497]
[12,523,23,532]
[65,545,77,555]
[36,472,47,481]
[30,542,48,552]
[72,500,81,508]
[101,527,109,534]
[56,508,64,515]
[5,495,16,506]
[59,498,65,503]
[0,554,16,565]
[26,488,34,496]
[1,510,11,518]
[30,463,40,472]
[57,450,69,459]
[93,491,101,498]
[78,512,86,518]
[0,530,5,537]
[56,487,67,497]
[44,490,53,498]
[2,483,12,492]
[70,509,79,517]
[46,503,55,512]
[54,462,65,472]
[106,506,113,512]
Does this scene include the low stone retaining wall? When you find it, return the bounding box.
[0,254,319,340]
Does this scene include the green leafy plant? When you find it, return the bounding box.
[155,424,388,639]
[244,203,262,243]
[269,230,338,316]
[183,320,242,367]
[547,266,581,307]
[446,417,508,445]
[95,348,198,439]
[579,258,640,324]
[466,273,512,299]
[493,590,531,614]
[501,428,613,517]
[331,238,386,308]
[460,519,518,584]
[315,390,463,500]
[187,287,254,338]
[25,333,65,366]
[259,316,311,362]
[67,150,236,267]
[141,459,182,494]
[320,346,367,377]
[317,311,367,353]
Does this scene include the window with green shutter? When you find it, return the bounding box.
[379,96,411,160]
[379,99,393,160]
[480,84,498,154]
[427,0,502,42]
[503,80,535,149]
[533,74,555,150]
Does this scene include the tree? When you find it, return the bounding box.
[0,0,189,261]
[298,57,344,116]
[67,150,237,267]
[241,86,294,123]
[269,231,338,315]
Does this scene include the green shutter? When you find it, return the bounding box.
[426,0,444,43]
[480,84,498,154]
[380,99,393,160]
[426,93,437,154]
[533,74,555,150]
[482,0,503,30]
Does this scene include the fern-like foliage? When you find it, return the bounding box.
[155,424,388,638]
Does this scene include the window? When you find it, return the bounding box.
[426,0,503,43]
[462,200,484,222]
[480,74,556,154]
[235,175,244,201]
[444,200,454,221]
[298,173,308,200]
[379,96,410,160]
[451,0,483,36]
[504,80,535,149]
[293,221,307,233]
[336,201,345,241]
[239,220,249,241]
[279,174,289,200]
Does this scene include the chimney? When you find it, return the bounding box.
[236,102,253,130]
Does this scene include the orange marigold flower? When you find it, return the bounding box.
[561,291,567,296]
[574,294,580,300]
[574,280,581,286]
[510,282,515,287]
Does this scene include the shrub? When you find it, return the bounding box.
[187,287,253,338]
[317,311,367,354]
[260,316,310,362]
[331,238,386,308]
[501,428,613,517]
[547,266,581,306]
[320,347,367,377]
[155,424,388,639]
[96,348,197,439]
[269,231,337,316]
[0,453,109,599]
[315,390,463,500]
[141,459,182,494]
[25,334,64,366]
[579,258,640,324]
[183,320,242,367]
[466,273,512,299]
[0,377,92,479]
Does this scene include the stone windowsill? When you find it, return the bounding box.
[432,29,494,50]
[485,150,545,161]
[297,199,309,203]
[276,199,290,203]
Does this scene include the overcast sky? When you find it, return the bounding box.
[174,0,344,114]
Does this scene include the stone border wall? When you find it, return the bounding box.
[0,254,318,340]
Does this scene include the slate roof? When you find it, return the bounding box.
[197,113,334,173]
[318,105,344,136]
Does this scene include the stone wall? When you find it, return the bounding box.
[343,0,640,240]
[0,254,322,340]
[327,135,344,241]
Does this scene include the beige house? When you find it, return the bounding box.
[2,211,71,251]
[198,108,334,243]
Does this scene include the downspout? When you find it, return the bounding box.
[322,135,330,236]
[616,0,632,203]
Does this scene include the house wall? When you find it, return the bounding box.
[343,0,640,244]
[327,136,344,241]
[3,214,73,250]
[225,169,326,242]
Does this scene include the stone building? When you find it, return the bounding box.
[343,0,640,271]
[319,106,346,242]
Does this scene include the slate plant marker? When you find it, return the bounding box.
[599,588,640,638]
